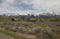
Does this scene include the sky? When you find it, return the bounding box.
[0,0,60,15]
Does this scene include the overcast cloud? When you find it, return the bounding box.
[0,0,60,15]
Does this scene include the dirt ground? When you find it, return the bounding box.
[0,32,16,39]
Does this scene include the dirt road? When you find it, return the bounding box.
[0,32,16,39]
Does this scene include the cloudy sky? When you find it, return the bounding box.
[0,0,60,15]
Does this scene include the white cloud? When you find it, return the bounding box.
[0,0,60,15]
[5,0,14,4]
[32,0,60,9]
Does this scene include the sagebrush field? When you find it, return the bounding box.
[0,15,60,39]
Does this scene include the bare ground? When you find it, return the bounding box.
[15,32,37,39]
[0,32,16,39]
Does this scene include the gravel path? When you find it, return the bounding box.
[0,32,16,39]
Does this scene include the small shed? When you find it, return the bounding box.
[28,18,36,22]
